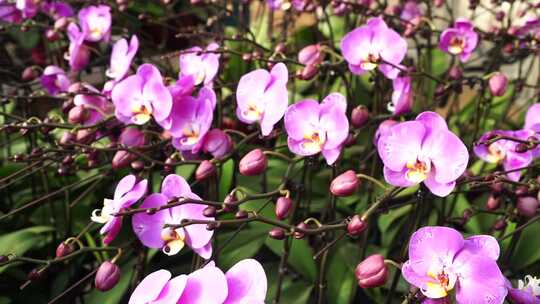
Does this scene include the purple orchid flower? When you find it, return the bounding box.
[506,276,540,304]
[128,262,228,304]
[73,84,113,125]
[111,63,173,125]
[224,259,267,304]
[179,43,220,86]
[132,174,214,259]
[15,0,38,19]
[40,65,71,95]
[0,2,23,23]
[200,128,233,159]
[474,130,534,181]
[106,35,139,81]
[284,93,349,165]
[166,87,216,152]
[91,175,147,245]
[525,103,540,131]
[65,23,90,71]
[341,17,408,79]
[402,226,507,302]
[78,5,111,42]
[41,1,73,19]
[236,63,289,136]
[439,18,478,62]
[377,111,469,197]
[390,75,413,115]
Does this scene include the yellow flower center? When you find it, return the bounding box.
[424,269,456,298]
[243,102,263,121]
[448,37,466,55]
[360,53,380,70]
[302,131,326,153]
[131,103,153,125]
[486,143,506,163]
[161,228,185,256]
[180,123,200,145]
[405,159,431,183]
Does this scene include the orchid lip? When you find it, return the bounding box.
[486,143,506,163]
[405,159,431,183]
[161,227,186,256]
[301,131,326,153]
[91,199,115,224]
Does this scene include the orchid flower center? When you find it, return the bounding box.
[360,53,380,70]
[180,123,201,145]
[91,198,115,224]
[405,158,431,183]
[302,130,326,153]
[518,275,540,296]
[425,268,456,298]
[486,143,506,163]
[131,99,153,124]
[244,102,264,121]
[448,36,466,55]
[160,227,185,256]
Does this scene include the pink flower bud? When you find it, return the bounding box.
[449,66,462,80]
[59,131,75,146]
[355,254,389,288]
[95,261,121,292]
[517,196,539,218]
[112,151,136,169]
[492,218,507,231]
[299,65,318,80]
[56,242,74,258]
[54,17,69,30]
[195,160,216,181]
[347,215,367,236]
[239,149,268,176]
[45,29,59,41]
[486,195,501,211]
[269,228,286,240]
[275,197,293,220]
[119,127,146,147]
[202,129,233,159]
[294,222,308,239]
[298,44,324,66]
[21,67,37,82]
[203,206,217,217]
[351,105,369,129]
[76,129,96,144]
[489,72,508,97]
[68,105,89,124]
[330,170,359,197]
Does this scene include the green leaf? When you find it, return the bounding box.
[0,226,54,273]
[219,159,234,200]
[510,219,540,270]
[326,241,358,304]
[265,238,317,282]
[217,226,267,269]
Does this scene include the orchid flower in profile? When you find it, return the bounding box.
[132,174,213,258]
[167,87,216,152]
[106,35,139,81]
[40,65,71,95]
[91,175,147,244]
[73,84,113,125]
[200,128,233,159]
[439,18,478,62]
[377,111,468,197]
[474,130,533,181]
[111,63,172,125]
[128,262,227,304]
[341,16,408,79]
[236,63,289,136]
[389,75,413,115]
[506,275,540,304]
[284,93,349,165]
[78,5,111,42]
[402,226,507,303]
[179,43,220,86]
[65,22,90,71]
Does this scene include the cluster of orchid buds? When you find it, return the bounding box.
[2,0,540,303]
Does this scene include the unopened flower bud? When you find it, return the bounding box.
[489,72,508,97]
[0,255,8,264]
[195,160,216,181]
[56,242,75,258]
[95,261,121,292]
[45,28,59,41]
[299,65,318,80]
[59,131,75,146]
[235,210,248,219]
[330,170,359,197]
[298,44,323,66]
[355,254,389,288]
[486,195,501,211]
[223,193,238,212]
[517,196,539,218]
[514,143,529,153]
[492,218,507,231]
[275,197,293,220]
[449,66,462,80]
[490,181,504,193]
[294,222,307,239]
[68,105,89,124]
[516,186,529,196]
[22,67,37,82]
[112,151,136,170]
[351,105,369,129]
[54,17,69,30]
[76,129,95,144]
[275,42,287,54]
[347,215,367,236]
[203,206,217,217]
[130,160,145,172]
[206,222,219,230]
[239,149,268,176]
[269,228,286,240]
[28,268,43,281]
